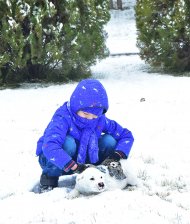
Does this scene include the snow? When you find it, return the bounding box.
[0,0,190,223]
[105,4,138,54]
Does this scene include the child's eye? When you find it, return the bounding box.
[90,177,95,181]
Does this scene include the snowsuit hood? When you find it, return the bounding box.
[69,79,109,115]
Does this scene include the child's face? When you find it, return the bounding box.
[77,110,98,120]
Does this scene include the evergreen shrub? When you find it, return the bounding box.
[135,0,190,71]
[0,0,110,85]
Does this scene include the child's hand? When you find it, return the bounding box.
[101,158,115,166]
[102,150,127,165]
[73,163,88,174]
[101,152,122,166]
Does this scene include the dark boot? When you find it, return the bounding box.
[39,174,59,193]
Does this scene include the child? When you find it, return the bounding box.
[36,79,134,193]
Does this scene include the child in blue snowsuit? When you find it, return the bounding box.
[36,79,134,192]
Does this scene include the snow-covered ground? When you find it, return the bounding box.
[0,1,190,223]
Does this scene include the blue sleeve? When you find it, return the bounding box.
[42,110,75,170]
[103,117,134,157]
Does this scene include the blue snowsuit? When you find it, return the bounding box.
[36,79,134,176]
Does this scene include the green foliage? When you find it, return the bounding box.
[135,0,190,72]
[0,0,110,85]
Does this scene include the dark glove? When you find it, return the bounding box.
[101,150,126,166]
[73,163,89,174]
[109,151,127,161]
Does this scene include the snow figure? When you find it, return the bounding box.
[67,159,139,198]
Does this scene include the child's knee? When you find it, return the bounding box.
[62,135,77,156]
[99,134,117,149]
